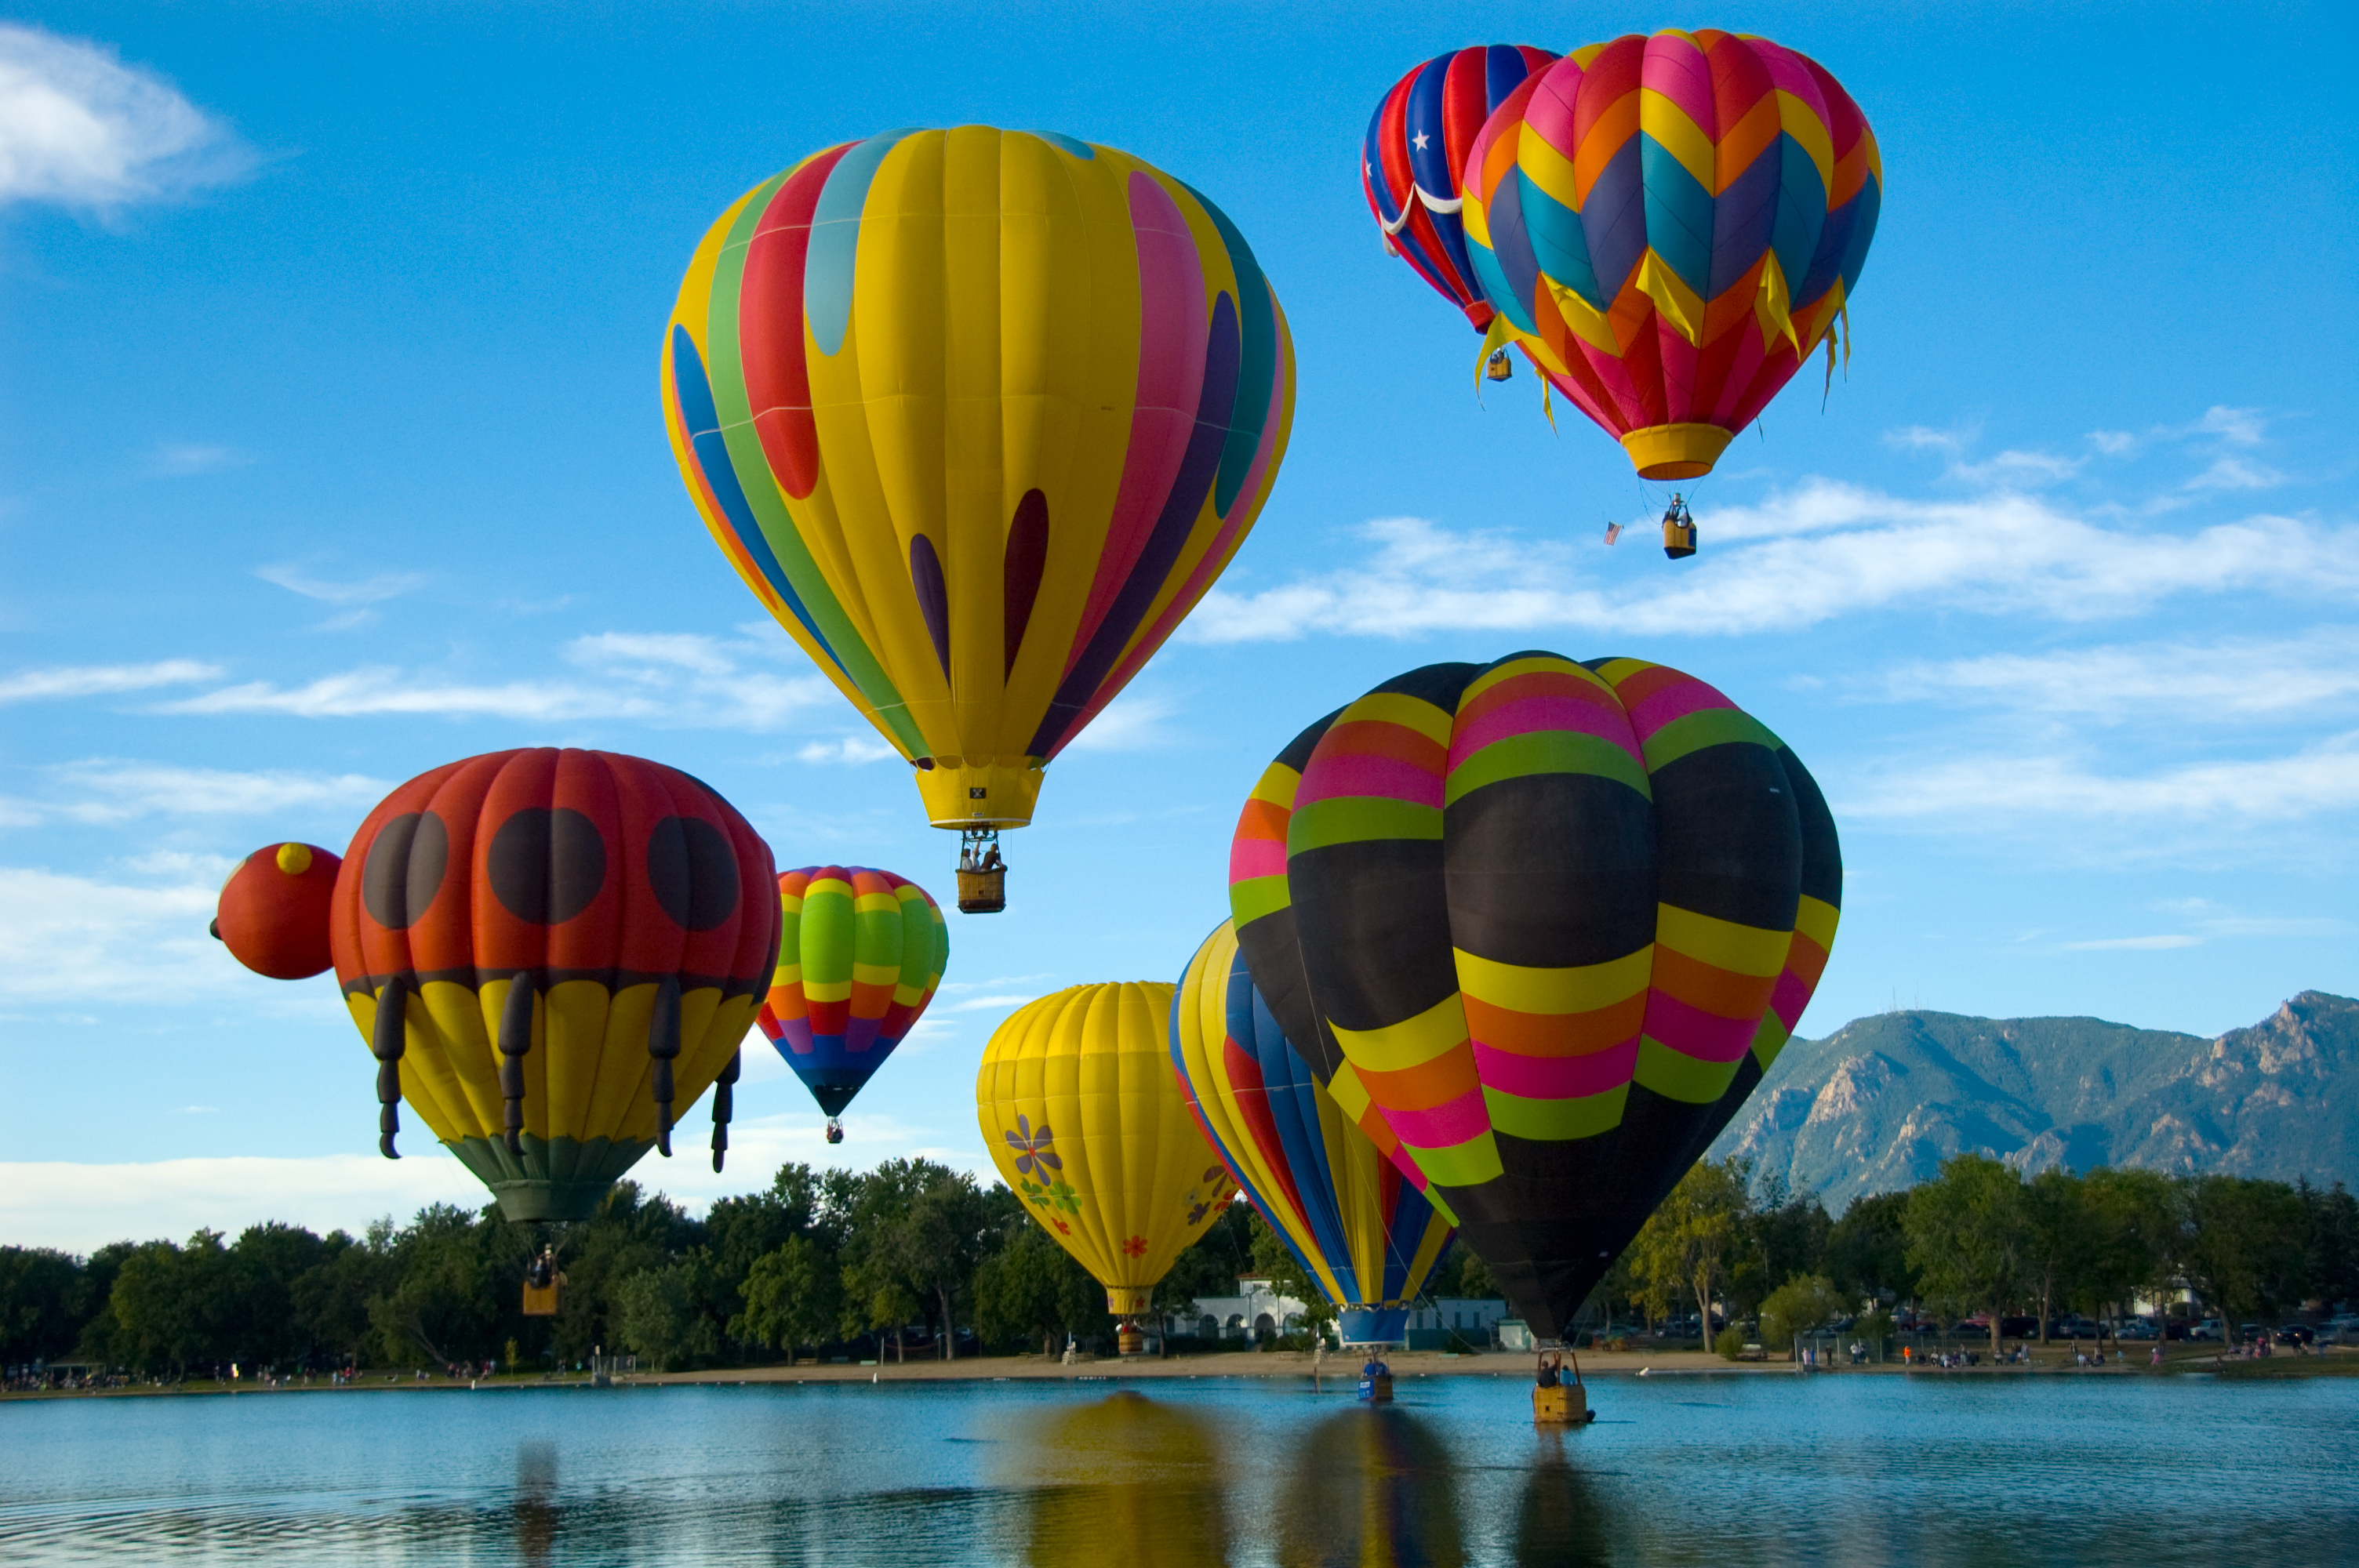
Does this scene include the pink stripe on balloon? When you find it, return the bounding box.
[1768,967,1814,1031]
[1227,837,1287,884]
[1642,31,1717,133]
[1749,39,1826,120]
[1293,752,1445,811]
[1625,671,1736,740]
[1067,171,1207,673]
[1521,56,1584,163]
[1706,303,1774,424]
[1472,1037,1638,1099]
[1383,1087,1492,1151]
[1640,990,1760,1064]
[1448,692,1643,771]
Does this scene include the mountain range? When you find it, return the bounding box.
[1707,990,2359,1214]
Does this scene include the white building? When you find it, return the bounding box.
[1404,1298,1510,1348]
[1180,1277,1311,1341]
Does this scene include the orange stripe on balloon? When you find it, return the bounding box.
[1462,992,1647,1057]
[1646,946,1781,1021]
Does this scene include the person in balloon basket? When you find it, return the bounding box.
[1361,1353,1390,1381]
[1535,1351,1564,1389]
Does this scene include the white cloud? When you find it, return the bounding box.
[2184,406,2268,447]
[0,865,223,1002]
[0,659,220,704]
[1944,449,2083,487]
[1182,490,2359,644]
[1870,630,2359,722]
[2086,430,2138,456]
[2061,935,2202,952]
[33,760,388,823]
[0,23,253,210]
[797,735,897,764]
[148,441,247,477]
[2183,456,2283,493]
[1060,689,1180,752]
[1884,423,1976,456]
[255,564,426,604]
[1841,731,2359,826]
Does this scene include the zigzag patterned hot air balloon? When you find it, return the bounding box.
[664,128,1295,907]
[1230,654,1841,1341]
[1461,30,1881,481]
[1172,920,1456,1345]
[1362,44,1558,331]
[757,865,946,1142]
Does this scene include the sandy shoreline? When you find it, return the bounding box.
[9,1343,2350,1400]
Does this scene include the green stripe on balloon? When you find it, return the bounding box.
[1638,707,1778,771]
[1288,797,1442,853]
[1443,731,1652,805]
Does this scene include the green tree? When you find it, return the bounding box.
[1245,1205,1334,1339]
[839,1159,974,1361]
[2177,1175,2308,1331]
[1739,1174,1831,1315]
[735,1234,845,1364]
[1757,1273,1847,1359]
[2298,1179,2359,1310]
[1903,1153,2027,1359]
[972,1221,1106,1354]
[0,1247,87,1367]
[614,1258,716,1370]
[2078,1167,2177,1330]
[1628,1156,1750,1333]
[108,1232,242,1376]
[2019,1167,2089,1344]
[366,1204,503,1368]
[1824,1189,1917,1307]
[1154,1196,1256,1324]
[546,1183,704,1366]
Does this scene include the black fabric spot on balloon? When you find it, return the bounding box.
[1002,488,1049,677]
[488,807,607,926]
[362,811,449,931]
[908,533,951,677]
[646,815,739,931]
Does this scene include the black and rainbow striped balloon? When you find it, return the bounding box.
[1229,652,1840,1340]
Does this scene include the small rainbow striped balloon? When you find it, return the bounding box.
[758,866,946,1122]
[1461,30,1881,480]
[1229,653,1841,1341]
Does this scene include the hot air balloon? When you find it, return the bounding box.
[1000,1392,1230,1568]
[1461,30,1881,490]
[1229,653,1841,1341]
[1362,43,1559,347]
[977,982,1237,1343]
[664,127,1296,910]
[1172,920,1455,1345]
[1278,1408,1466,1568]
[212,841,340,979]
[756,864,946,1144]
[218,748,780,1221]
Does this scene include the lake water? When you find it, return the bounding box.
[2,1370,2354,1565]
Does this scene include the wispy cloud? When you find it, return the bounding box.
[148,441,248,477]
[1061,689,1180,752]
[1869,630,2359,722]
[255,564,426,604]
[0,659,220,705]
[29,760,388,823]
[158,633,838,731]
[0,22,254,211]
[1842,732,2359,827]
[2060,935,2202,952]
[796,735,897,765]
[1181,488,2357,644]
[0,865,221,1003]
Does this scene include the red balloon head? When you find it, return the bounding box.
[215,842,342,979]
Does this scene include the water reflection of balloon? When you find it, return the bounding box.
[1230,654,1841,1340]
[663,127,1296,906]
[1001,1392,1228,1568]
[755,865,946,1143]
[1278,1406,1465,1568]
[1514,1433,1616,1566]
[977,984,1237,1327]
[1463,31,1882,484]
[514,1440,558,1566]
[217,748,780,1220]
[1171,920,1455,1343]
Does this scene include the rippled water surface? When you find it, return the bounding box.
[3,1371,2354,1564]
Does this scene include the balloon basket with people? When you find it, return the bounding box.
[1357,1352,1394,1403]
[1532,1349,1595,1425]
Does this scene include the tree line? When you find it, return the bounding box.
[0,1158,1496,1381]
[1612,1155,2359,1357]
[5,1153,2350,1381]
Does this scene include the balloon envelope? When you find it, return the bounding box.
[1361,44,1558,328]
[1463,31,1881,478]
[977,982,1236,1314]
[1172,920,1453,1340]
[666,127,1296,835]
[1230,653,1841,1339]
[332,749,778,1220]
[757,865,945,1119]
[216,841,341,979]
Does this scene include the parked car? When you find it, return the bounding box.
[2189,1319,2223,1341]
[1998,1316,2040,1339]
[2112,1319,2160,1341]
[2237,1323,2265,1345]
[2045,1316,2098,1339]
[2275,1324,2314,1346]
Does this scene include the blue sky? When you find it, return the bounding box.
[3,2,2354,1250]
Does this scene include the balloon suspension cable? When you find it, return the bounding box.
[710,1048,740,1173]
[370,975,408,1159]
[649,975,682,1157]
[957,827,1008,913]
[497,971,533,1156]
[825,1116,844,1146]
